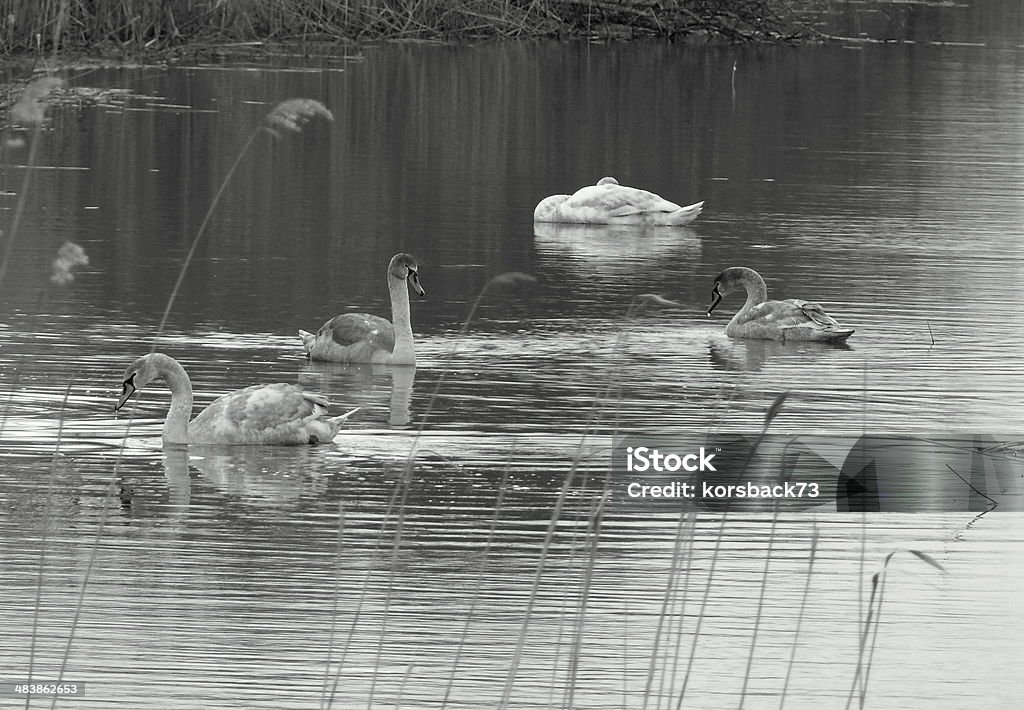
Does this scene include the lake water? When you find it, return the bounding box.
[2,8,1024,709]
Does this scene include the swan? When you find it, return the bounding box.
[706,267,855,342]
[299,253,425,365]
[534,177,704,226]
[114,353,359,445]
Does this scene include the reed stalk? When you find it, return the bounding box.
[324,463,408,708]
[496,463,577,709]
[738,495,781,708]
[563,491,610,709]
[319,502,346,709]
[844,549,945,709]
[671,390,789,708]
[364,460,415,710]
[660,512,697,709]
[778,526,819,708]
[152,99,333,352]
[4,95,335,710]
[24,382,72,710]
[496,294,662,707]
[439,469,511,708]
[641,510,691,710]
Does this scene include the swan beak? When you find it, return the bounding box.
[707,285,723,317]
[114,378,136,412]
[408,270,426,297]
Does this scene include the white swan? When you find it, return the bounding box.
[299,253,424,365]
[114,353,359,445]
[534,177,704,226]
[706,267,855,342]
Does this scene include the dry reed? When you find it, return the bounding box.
[0,0,818,55]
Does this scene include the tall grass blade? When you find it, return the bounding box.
[779,526,819,708]
[152,99,333,350]
[764,390,789,427]
[325,463,407,708]
[738,497,781,708]
[25,382,72,710]
[564,491,610,709]
[642,510,690,709]
[439,469,511,708]
[497,465,577,709]
[846,549,946,709]
[319,503,346,710]
[662,512,697,709]
[907,549,945,572]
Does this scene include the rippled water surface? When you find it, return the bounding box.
[3,10,1024,708]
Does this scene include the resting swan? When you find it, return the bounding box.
[534,177,704,226]
[299,253,425,365]
[114,353,359,445]
[707,267,855,342]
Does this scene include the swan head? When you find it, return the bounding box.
[707,267,764,316]
[596,176,619,186]
[388,253,425,297]
[115,353,163,411]
[534,194,570,222]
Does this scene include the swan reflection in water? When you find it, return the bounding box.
[707,337,852,373]
[533,222,701,275]
[298,361,416,428]
[162,445,334,508]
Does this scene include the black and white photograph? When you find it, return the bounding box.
[1,1,1022,707]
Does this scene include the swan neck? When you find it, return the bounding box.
[733,274,768,322]
[156,355,193,443]
[389,275,415,361]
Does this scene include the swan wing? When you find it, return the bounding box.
[567,184,683,214]
[744,300,835,329]
[191,384,339,444]
[783,299,844,329]
[319,313,396,351]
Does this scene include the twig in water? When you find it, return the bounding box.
[927,321,935,346]
[731,59,737,105]
[944,464,998,510]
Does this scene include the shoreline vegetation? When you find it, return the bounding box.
[0,1,940,60]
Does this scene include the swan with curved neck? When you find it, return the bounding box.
[706,267,855,342]
[114,353,358,445]
[534,176,704,226]
[300,253,425,365]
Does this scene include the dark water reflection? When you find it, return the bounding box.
[3,16,1024,709]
